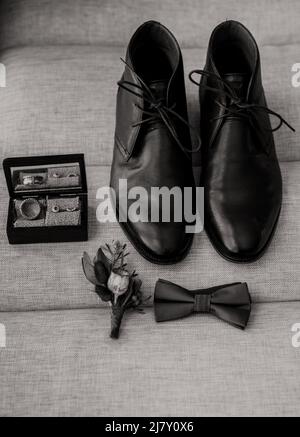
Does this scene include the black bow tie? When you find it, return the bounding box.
[154,280,252,329]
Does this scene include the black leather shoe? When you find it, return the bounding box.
[110,21,198,264]
[189,20,294,263]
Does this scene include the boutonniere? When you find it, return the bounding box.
[82,241,149,339]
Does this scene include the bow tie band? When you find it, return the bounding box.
[154,280,252,329]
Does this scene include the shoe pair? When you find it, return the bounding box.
[110,20,294,264]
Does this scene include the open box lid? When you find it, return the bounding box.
[2,154,87,197]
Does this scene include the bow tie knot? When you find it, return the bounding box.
[194,293,211,313]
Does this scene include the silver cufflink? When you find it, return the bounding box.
[51,205,60,213]
[51,205,77,213]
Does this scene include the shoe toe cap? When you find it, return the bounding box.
[128,221,192,262]
[206,204,280,262]
[213,220,264,261]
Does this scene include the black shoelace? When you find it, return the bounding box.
[189,69,295,137]
[117,58,201,155]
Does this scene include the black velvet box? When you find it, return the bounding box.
[3,154,88,244]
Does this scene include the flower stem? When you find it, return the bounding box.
[110,305,125,339]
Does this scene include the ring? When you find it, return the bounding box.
[52,205,60,213]
[19,198,41,220]
[23,175,44,185]
[23,176,34,185]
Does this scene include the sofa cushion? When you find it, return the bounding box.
[0,161,299,311]
[0,303,299,416]
[0,0,300,49]
[0,45,298,163]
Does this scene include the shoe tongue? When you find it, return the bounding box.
[223,73,248,100]
[148,79,168,101]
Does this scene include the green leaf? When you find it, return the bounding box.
[94,260,109,283]
[82,252,103,286]
[95,285,112,302]
[95,247,111,272]
[132,278,142,294]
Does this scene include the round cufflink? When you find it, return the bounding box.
[19,198,41,220]
[51,205,77,213]
[52,173,60,178]
[51,205,60,213]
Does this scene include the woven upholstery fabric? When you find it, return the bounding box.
[0,303,300,417]
[0,0,300,49]
[0,161,299,311]
[0,45,299,163]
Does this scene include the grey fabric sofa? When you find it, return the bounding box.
[0,0,299,416]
